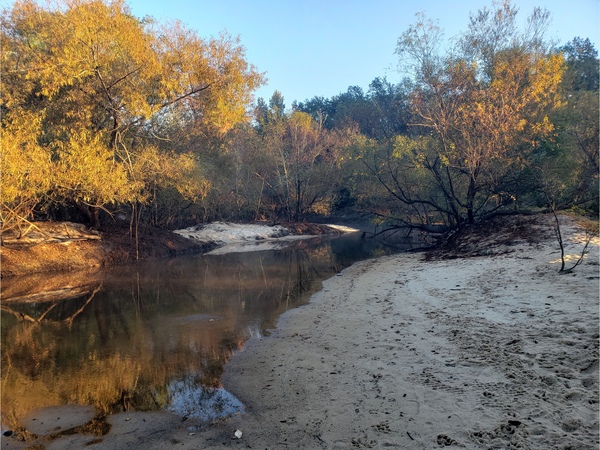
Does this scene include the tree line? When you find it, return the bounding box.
[2,0,598,237]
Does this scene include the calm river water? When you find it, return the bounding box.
[1,232,421,427]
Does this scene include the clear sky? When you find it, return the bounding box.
[5,0,599,105]
[121,0,599,105]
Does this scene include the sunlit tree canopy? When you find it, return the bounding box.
[1,0,264,229]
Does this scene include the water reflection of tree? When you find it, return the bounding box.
[1,238,367,429]
[1,285,102,324]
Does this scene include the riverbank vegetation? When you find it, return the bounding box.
[2,0,598,239]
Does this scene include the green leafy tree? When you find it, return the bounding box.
[561,37,599,92]
[554,38,599,210]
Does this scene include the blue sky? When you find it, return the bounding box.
[122,0,599,105]
[5,0,599,105]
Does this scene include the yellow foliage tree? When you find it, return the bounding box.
[394,1,565,227]
[1,111,53,234]
[52,131,140,215]
[1,0,264,229]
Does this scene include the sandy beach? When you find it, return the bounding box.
[218,216,599,449]
[4,215,598,449]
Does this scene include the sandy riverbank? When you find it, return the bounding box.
[218,215,599,449]
[4,215,598,449]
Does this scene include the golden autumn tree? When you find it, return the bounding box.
[391,1,564,228]
[1,0,264,229]
[1,111,53,235]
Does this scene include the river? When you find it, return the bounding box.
[1,231,422,430]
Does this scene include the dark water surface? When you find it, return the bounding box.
[1,232,420,428]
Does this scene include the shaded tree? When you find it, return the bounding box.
[231,94,357,222]
[561,37,599,92]
[554,38,599,211]
[296,78,412,141]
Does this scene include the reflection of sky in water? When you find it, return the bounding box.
[167,376,244,421]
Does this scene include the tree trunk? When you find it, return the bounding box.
[255,177,265,221]
[89,206,100,229]
[72,201,101,229]
[466,176,476,224]
[295,178,302,222]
